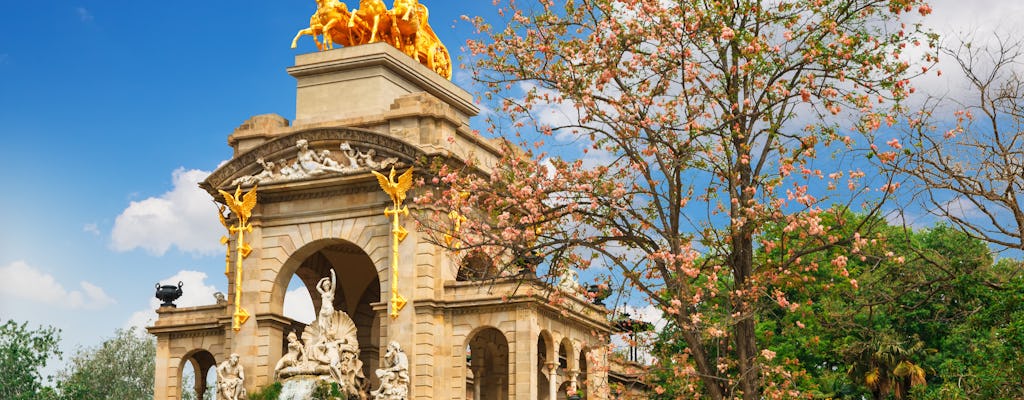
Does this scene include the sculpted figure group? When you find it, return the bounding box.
[274,270,369,399]
[291,0,452,79]
[270,270,410,399]
[232,140,398,186]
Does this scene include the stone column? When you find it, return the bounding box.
[471,366,484,400]
[497,376,507,400]
[546,362,558,400]
[567,369,580,397]
[194,363,206,400]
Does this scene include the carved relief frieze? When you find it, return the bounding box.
[203,128,425,193]
[229,139,400,187]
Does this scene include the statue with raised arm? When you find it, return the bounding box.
[316,269,338,338]
[275,270,366,399]
[217,353,246,400]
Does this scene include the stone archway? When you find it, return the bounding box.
[578,347,589,399]
[273,238,383,387]
[537,331,555,400]
[466,327,510,400]
[556,338,575,399]
[180,349,217,400]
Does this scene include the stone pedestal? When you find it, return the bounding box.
[288,43,476,127]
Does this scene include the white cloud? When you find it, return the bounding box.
[619,303,667,330]
[125,270,221,330]
[111,168,223,256]
[883,209,932,229]
[897,0,1024,104]
[609,304,666,366]
[944,197,983,219]
[75,7,93,22]
[283,287,315,324]
[0,261,115,310]
[83,223,100,236]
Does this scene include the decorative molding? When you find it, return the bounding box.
[203,128,425,195]
[168,329,224,340]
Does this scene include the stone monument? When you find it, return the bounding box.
[148,1,628,399]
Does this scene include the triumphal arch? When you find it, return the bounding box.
[148,2,622,399]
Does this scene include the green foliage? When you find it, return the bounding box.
[247,382,282,400]
[53,327,155,400]
[0,320,62,400]
[755,216,1024,399]
[312,380,345,400]
[181,370,215,400]
[646,213,1024,398]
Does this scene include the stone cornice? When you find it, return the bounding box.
[422,282,614,334]
[148,319,226,336]
[254,313,294,330]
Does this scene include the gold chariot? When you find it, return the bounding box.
[291,0,452,80]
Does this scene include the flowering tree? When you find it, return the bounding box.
[895,35,1024,251]
[417,0,935,398]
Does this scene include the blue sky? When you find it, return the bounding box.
[1,0,1022,376]
[0,0,500,368]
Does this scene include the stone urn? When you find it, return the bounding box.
[586,284,612,306]
[155,281,183,308]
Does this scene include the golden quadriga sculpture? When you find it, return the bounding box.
[291,0,452,80]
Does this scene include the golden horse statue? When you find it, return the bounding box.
[292,0,452,80]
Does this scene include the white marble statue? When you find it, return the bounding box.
[557,267,582,295]
[339,142,362,169]
[216,353,246,400]
[316,270,338,340]
[231,140,401,186]
[274,332,305,376]
[358,148,398,169]
[274,270,367,399]
[231,157,277,186]
[371,341,409,400]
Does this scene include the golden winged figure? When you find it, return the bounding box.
[216,185,258,331]
[218,185,259,225]
[371,167,414,207]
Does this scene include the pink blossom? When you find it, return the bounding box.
[720,26,735,41]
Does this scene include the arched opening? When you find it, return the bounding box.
[179,350,216,400]
[466,327,510,400]
[578,347,589,399]
[537,331,554,400]
[275,239,382,387]
[556,338,574,400]
[557,381,572,400]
